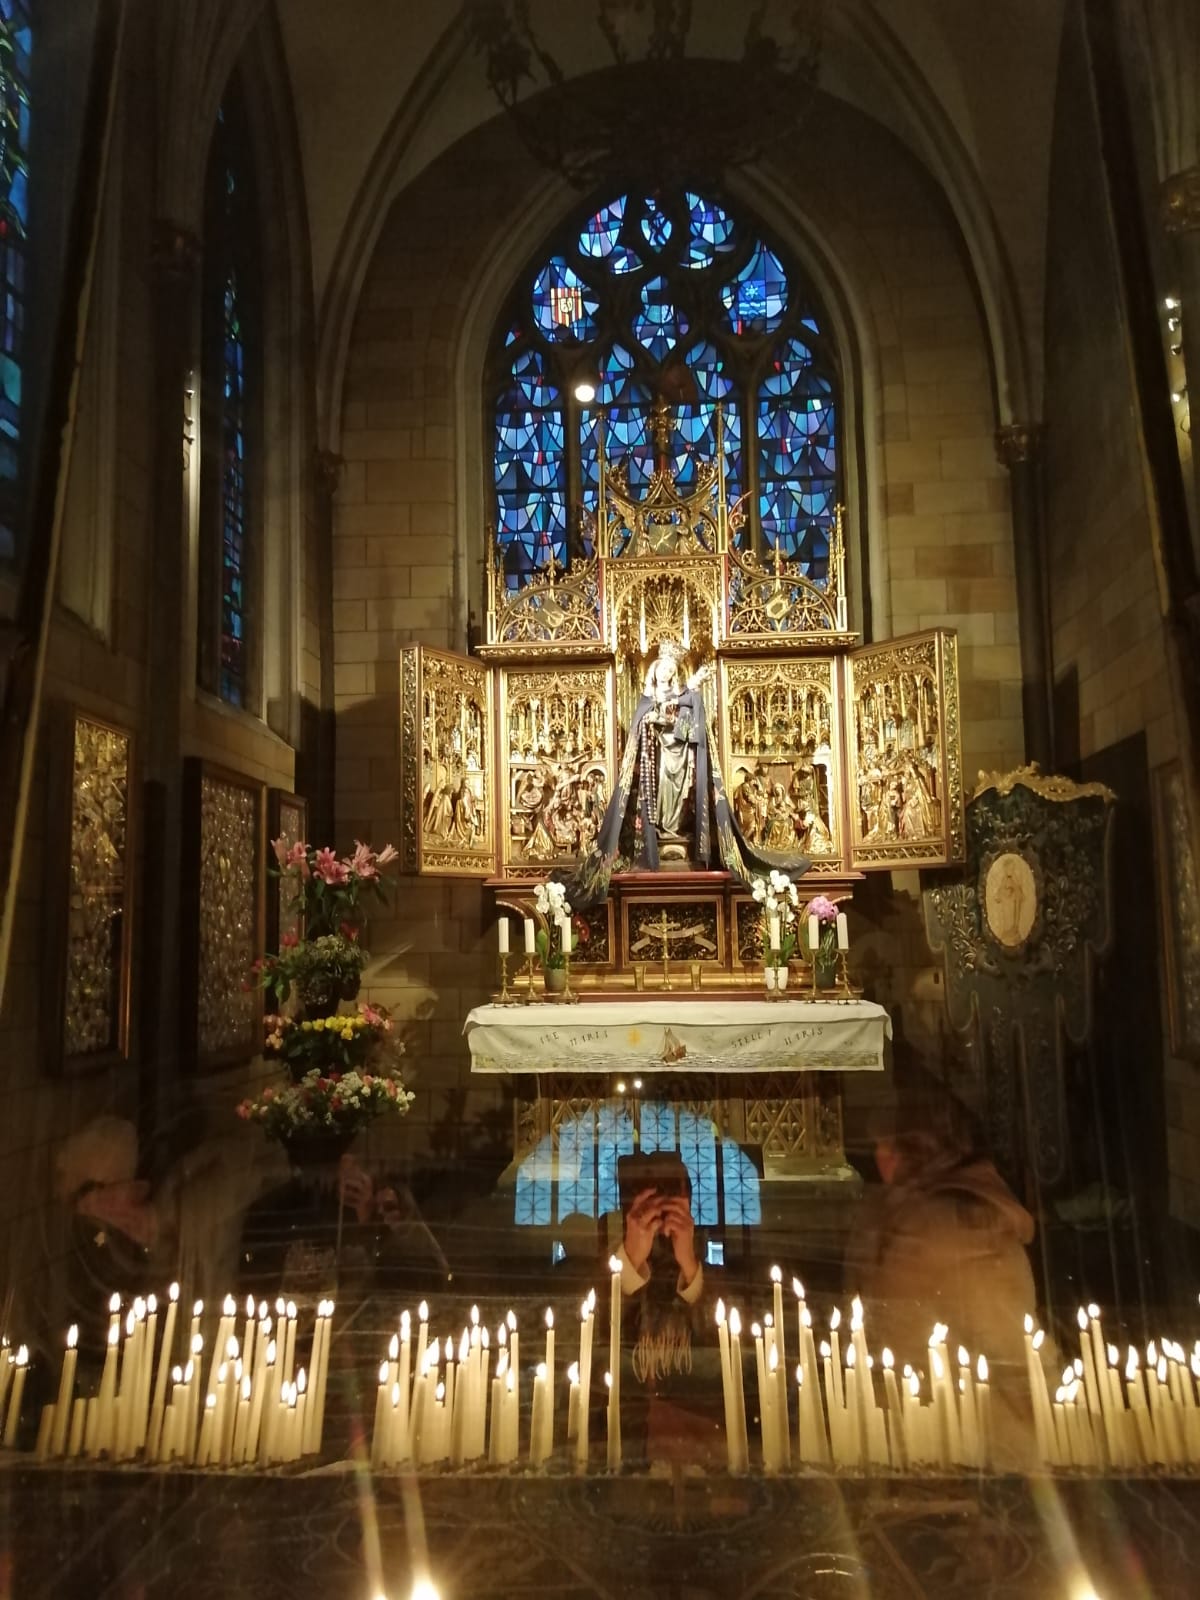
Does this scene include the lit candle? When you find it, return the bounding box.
[820,1339,842,1464]
[715,1301,738,1472]
[371,1359,390,1466]
[903,1368,922,1466]
[975,1354,991,1469]
[828,1309,845,1414]
[566,1361,580,1445]
[50,1326,78,1458]
[282,1301,298,1385]
[294,1368,308,1460]
[148,1282,180,1461]
[507,1310,520,1459]
[957,1345,979,1467]
[1076,1308,1105,1463]
[197,1392,217,1467]
[836,912,849,951]
[314,1299,335,1454]
[396,1310,413,1462]
[34,1404,55,1462]
[498,918,510,955]
[523,918,536,956]
[257,1342,277,1465]
[543,1309,555,1459]
[232,1372,253,1463]
[489,1348,506,1465]
[576,1290,595,1469]
[728,1308,749,1472]
[881,1349,905,1469]
[607,1257,621,1469]
[844,1344,863,1466]
[530,1361,548,1467]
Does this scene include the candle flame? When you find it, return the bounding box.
[125,1311,135,1337]
[147,1295,157,1315]
[1077,1307,1088,1330]
[957,1346,969,1369]
[459,1331,470,1362]
[286,1301,297,1319]
[217,1363,227,1384]
[471,1305,480,1326]
[1087,1303,1100,1319]
[506,1310,516,1331]
[170,1283,180,1303]
[172,1366,182,1384]
[851,1294,863,1322]
[205,1393,216,1411]
[222,1295,235,1317]
[1148,1340,1158,1365]
[608,1255,622,1274]
[419,1302,429,1322]
[184,1360,194,1383]
[1126,1348,1138,1379]
[192,1334,204,1355]
[845,1344,856,1368]
[586,1289,596,1311]
[1033,1329,1045,1351]
[227,1336,239,1359]
[908,1371,919,1397]
[66,1325,78,1350]
[768,1344,779,1373]
[234,1360,243,1381]
[297,1368,307,1393]
[568,1362,579,1383]
[882,1347,894,1370]
[795,1364,803,1385]
[481,1327,490,1350]
[435,1383,445,1402]
[830,1307,841,1331]
[379,1361,390,1385]
[1073,1357,1083,1378]
[1024,1313,1033,1334]
[1158,1356,1167,1382]
[931,1349,945,1380]
[497,1324,507,1347]
[14,1346,27,1366]
[194,1300,204,1317]
[262,1318,272,1337]
[266,1340,277,1364]
[496,1352,508,1379]
[802,1306,812,1329]
[545,1308,554,1330]
[275,1298,286,1316]
[729,1308,742,1337]
[977,1354,988,1383]
[242,1375,251,1400]
[1192,1354,1200,1379]
[580,1300,590,1321]
[400,1310,411,1334]
[1107,1344,1118,1366]
[390,1383,400,1406]
[751,1322,762,1339]
[819,1340,831,1359]
[931,1322,948,1344]
[770,1265,782,1283]
[109,1293,120,1313]
[1055,1386,1066,1404]
[536,1362,546,1380]
[444,1336,453,1361]
[792,1278,805,1300]
[389,1334,399,1360]
[715,1299,726,1326]
[604,1371,612,1389]
[764,1313,773,1329]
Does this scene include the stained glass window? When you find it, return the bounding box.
[489,187,838,574]
[199,89,261,708]
[0,0,32,561]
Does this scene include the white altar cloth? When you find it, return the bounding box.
[464,999,890,1076]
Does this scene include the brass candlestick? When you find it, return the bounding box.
[521,952,542,1004]
[494,951,518,1006]
[654,910,673,992]
[560,950,579,1004]
[765,947,783,1000]
[835,950,863,999]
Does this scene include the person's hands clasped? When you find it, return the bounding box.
[623,1187,663,1273]
[658,1194,699,1286]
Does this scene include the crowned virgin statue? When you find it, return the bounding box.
[570,637,811,906]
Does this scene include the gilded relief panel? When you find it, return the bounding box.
[501,665,612,868]
[721,657,843,868]
[401,647,495,876]
[622,897,724,965]
[846,629,965,868]
[197,772,262,1063]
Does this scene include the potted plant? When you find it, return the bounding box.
[751,870,799,990]
[254,931,369,1016]
[803,894,841,987]
[534,880,573,995]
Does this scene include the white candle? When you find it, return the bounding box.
[34,1404,55,1462]
[396,1310,413,1462]
[543,1309,555,1459]
[881,1349,905,1469]
[148,1283,180,1461]
[728,1308,749,1472]
[314,1299,335,1454]
[502,1366,518,1464]
[829,1309,845,1413]
[958,1345,979,1467]
[197,1392,217,1467]
[530,1362,548,1466]
[975,1354,991,1469]
[576,1290,595,1469]
[294,1368,308,1460]
[50,1326,78,1458]
[498,918,510,955]
[566,1362,580,1445]
[524,917,536,955]
[372,1360,390,1466]
[282,1301,298,1385]
[67,1397,86,1460]
[559,916,572,956]
[836,911,849,950]
[716,1302,738,1471]
[607,1257,621,1469]
[808,913,819,952]
[507,1311,520,1459]
[768,913,781,954]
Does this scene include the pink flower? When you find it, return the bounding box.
[348,841,378,880]
[375,844,398,867]
[271,836,290,867]
[360,1003,384,1027]
[236,1102,251,1120]
[262,1086,276,1102]
[808,895,839,923]
[281,930,299,949]
[285,841,311,878]
[313,847,349,885]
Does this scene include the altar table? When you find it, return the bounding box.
[464,998,890,1076]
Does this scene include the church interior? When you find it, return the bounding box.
[2,1,1200,1595]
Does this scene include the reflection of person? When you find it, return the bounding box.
[845,1089,1038,1468]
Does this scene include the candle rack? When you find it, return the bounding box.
[493,952,518,1006]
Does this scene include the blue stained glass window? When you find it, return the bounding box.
[532,256,598,342]
[579,195,640,274]
[219,232,249,705]
[758,337,837,572]
[635,275,687,361]
[492,188,838,581]
[0,0,32,560]
[685,191,736,268]
[723,241,789,334]
[639,195,673,250]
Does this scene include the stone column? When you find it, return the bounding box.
[1162,165,1200,545]
[995,423,1054,769]
[138,220,200,1106]
[300,447,342,847]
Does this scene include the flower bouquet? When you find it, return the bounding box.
[750,870,799,989]
[533,881,574,994]
[803,894,841,986]
[272,838,399,939]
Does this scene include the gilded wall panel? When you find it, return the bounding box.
[846,629,965,868]
[501,664,612,868]
[400,646,496,876]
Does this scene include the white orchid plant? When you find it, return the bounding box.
[750,870,800,964]
[533,880,573,970]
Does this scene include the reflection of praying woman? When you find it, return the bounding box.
[616,1185,705,1383]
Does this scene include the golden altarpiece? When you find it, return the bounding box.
[400,410,965,1179]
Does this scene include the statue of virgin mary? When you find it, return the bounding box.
[570,638,811,906]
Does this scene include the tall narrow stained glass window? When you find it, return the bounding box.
[488,188,839,577]
[0,0,32,561]
[199,89,261,708]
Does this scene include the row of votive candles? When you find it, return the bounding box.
[1025,1305,1200,1470]
[371,1275,619,1471]
[716,1270,993,1474]
[13,1290,335,1468]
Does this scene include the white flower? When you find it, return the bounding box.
[769,869,788,893]
[751,879,768,904]
[534,884,551,915]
